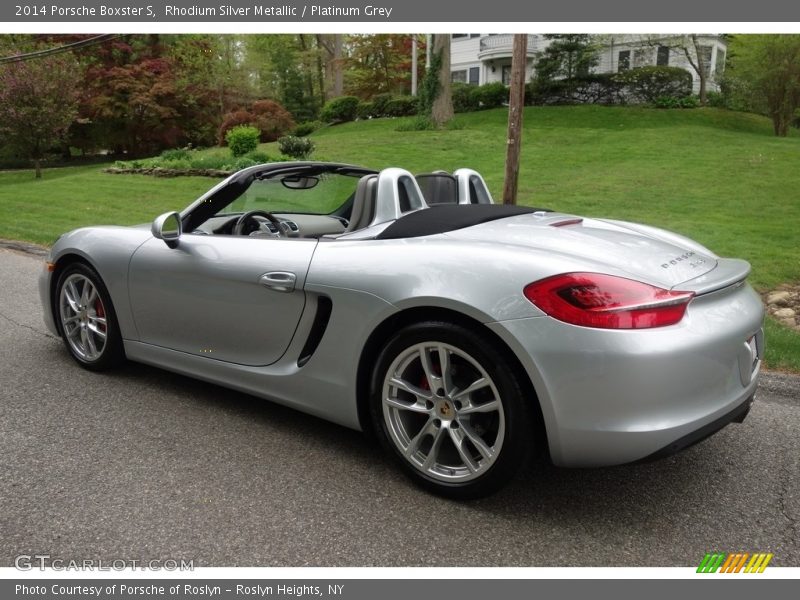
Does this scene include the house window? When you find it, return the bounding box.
[502,65,511,85]
[451,70,467,83]
[468,66,480,85]
[715,48,726,75]
[451,34,479,40]
[657,45,670,66]
[452,34,468,39]
[618,50,630,72]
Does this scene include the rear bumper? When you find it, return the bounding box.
[634,393,753,463]
[488,281,764,467]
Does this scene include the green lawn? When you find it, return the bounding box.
[1,105,798,370]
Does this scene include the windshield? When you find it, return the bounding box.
[223,172,360,215]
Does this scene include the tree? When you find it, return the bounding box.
[417,34,453,127]
[728,35,800,137]
[0,54,81,178]
[344,34,414,98]
[644,35,715,105]
[535,34,598,82]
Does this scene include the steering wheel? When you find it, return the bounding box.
[233,210,290,237]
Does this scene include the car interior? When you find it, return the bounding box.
[186,164,498,241]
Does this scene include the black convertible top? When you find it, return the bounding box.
[376,204,550,240]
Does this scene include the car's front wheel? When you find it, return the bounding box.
[55,263,125,371]
[370,321,533,499]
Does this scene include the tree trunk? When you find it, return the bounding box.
[34,158,42,179]
[334,35,343,97]
[430,34,453,127]
[691,35,708,106]
[502,35,528,205]
[411,35,418,96]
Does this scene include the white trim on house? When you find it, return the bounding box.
[450,34,727,94]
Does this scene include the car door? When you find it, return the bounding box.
[128,234,316,366]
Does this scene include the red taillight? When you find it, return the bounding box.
[523,272,694,329]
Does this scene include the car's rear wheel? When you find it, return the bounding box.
[56,263,125,371]
[370,321,533,499]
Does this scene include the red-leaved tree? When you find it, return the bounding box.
[0,54,81,178]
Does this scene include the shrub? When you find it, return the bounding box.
[615,66,693,104]
[250,99,296,142]
[452,83,480,113]
[320,96,360,123]
[244,150,272,164]
[233,157,258,170]
[225,125,260,157]
[653,95,699,109]
[473,82,508,109]
[384,95,419,117]
[277,135,315,159]
[371,93,394,116]
[395,115,436,131]
[527,74,626,106]
[292,121,323,136]
[218,110,257,146]
[357,101,375,120]
[160,148,191,161]
[705,91,726,108]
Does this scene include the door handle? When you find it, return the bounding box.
[259,271,296,293]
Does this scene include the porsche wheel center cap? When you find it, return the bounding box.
[438,400,454,418]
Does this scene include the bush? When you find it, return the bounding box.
[615,66,693,104]
[357,101,375,120]
[653,95,699,109]
[395,115,436,131]
[250,99,296,142]
[371,93,394,116]
[452,83,480,113]
[244,150,272,164]
[292,121,323,137]
[226,125,260,157]
[160,148,191,161]
[384,95,419,117]
[473,82,508,109]
[526,75,625,106]
[320,96,360,123]
[232,157,258,170]
[217,110,257,146]
[705,91,726,108]
[277,136,315,159]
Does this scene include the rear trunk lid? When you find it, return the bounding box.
[445,212,738,290]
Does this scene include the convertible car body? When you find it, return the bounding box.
[39,161,764,497]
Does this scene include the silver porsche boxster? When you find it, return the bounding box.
[39,161,764,498]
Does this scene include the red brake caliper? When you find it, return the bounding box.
[94,299,106,333]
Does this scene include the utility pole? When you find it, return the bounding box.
[411,34,418,96]
[502,34,528,205]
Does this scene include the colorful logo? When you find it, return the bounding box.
[697,553,773,573]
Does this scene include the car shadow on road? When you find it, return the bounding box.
[74,348,755,532]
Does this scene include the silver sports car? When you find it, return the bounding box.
[39,161,764,498]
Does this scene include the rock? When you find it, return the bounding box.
[766,291,791,305]
[779,317,796,329]
[773,307,796,319]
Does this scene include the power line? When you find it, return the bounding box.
[0,34,121,64]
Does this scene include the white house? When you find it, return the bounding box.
[449,34,727,94]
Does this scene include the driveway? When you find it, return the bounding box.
[1,247,798,567]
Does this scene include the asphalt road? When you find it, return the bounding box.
[1,247,798,567]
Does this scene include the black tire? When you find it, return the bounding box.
[369,320,534,499]
[54,262,125,371]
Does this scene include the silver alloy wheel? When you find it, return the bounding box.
[59,273,108,362]
[382,341,505,483]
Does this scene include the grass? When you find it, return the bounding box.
[1,105,798,371]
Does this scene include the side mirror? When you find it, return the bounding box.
[151,212,182,248]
